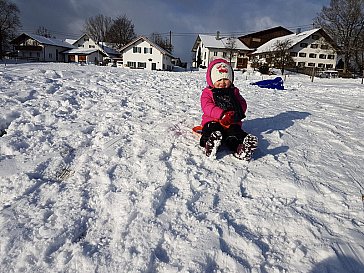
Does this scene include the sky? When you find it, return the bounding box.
[12,0,331,62]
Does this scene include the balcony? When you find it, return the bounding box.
[14,45,42,51]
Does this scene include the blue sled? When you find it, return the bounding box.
[251,77,284,90]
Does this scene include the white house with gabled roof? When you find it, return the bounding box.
[63,34,121,64]
[10,33,76,62]
[119,36,174,71]
[192,32,254,69]
[252,28,338,70]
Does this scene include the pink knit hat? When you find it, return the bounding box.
[206,59,234,87]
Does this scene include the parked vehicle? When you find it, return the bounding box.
[318,70,339,78]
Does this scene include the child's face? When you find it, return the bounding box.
[213,78,231,88]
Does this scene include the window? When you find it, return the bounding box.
[223,52,227,58]
[290,52,298,57]
[89,45,95,48]
[78,44,84,47]
[310,44,318,48]
[312,35,319,40]
[214,52,218,56]
[138,62,146,68]
[327,55,335,59]
[309,53,317,58]
[133,47,141,53]
[326,64,333,69]
[252,38,261,42]
[318,63,325,68]
[299,53,307,57]
[297,62,305,67]
[144,48,152,54]
[84,37,89,41]
[127,61,136,68]
[307,63,315,67]
[319,54,326,59]
[321,44,329,49]
[300,43,308,48]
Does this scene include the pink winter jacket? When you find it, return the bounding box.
[200,86,247,127]
[200,58,247,127]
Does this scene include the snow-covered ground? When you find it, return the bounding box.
[1,62,363,273]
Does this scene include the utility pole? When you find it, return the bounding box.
[169,31,172,53]
[311,66,315,82]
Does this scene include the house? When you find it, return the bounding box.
[10,33,75,62]
[98,41,122,64]
[192,32,253,69]
[238,26,293,49]
[62,34,121,64]
[119,36,174,71]
[251,28,338,71]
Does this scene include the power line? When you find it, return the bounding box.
[143,24,314,38]
[18,23,315,41]
[17,27,82,39]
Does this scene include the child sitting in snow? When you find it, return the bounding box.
[199,58,258,160]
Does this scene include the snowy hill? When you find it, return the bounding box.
[1,62,364,273]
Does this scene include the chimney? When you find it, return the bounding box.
[296,28,301,34]
[216,31,220,40]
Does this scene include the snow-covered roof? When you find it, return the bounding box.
[193,35,252,51]
[64,39,77,45]
[254,28,321,54]
[13,33,76,49]
[62,48,106,56]
[68,34,119,57]
[120,36,174,58]
[98,42,120,56]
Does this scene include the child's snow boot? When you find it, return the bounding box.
[234,134,258,161]
[205,131,222,157]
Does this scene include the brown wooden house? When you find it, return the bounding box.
[239,26,294,49]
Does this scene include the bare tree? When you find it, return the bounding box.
[35,26,53,38]
[196,47,202,67]
[224,37,237,65]
[150,32,173,53]
[106,14,136,50]
[314,0,364,73]
[272,39,294,75]
[84,14,112,43]
[354,33,364,73]
[0,0,21,59]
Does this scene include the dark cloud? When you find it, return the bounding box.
[12,0,330,62]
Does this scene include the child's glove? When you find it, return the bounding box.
[220,111,235,127]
